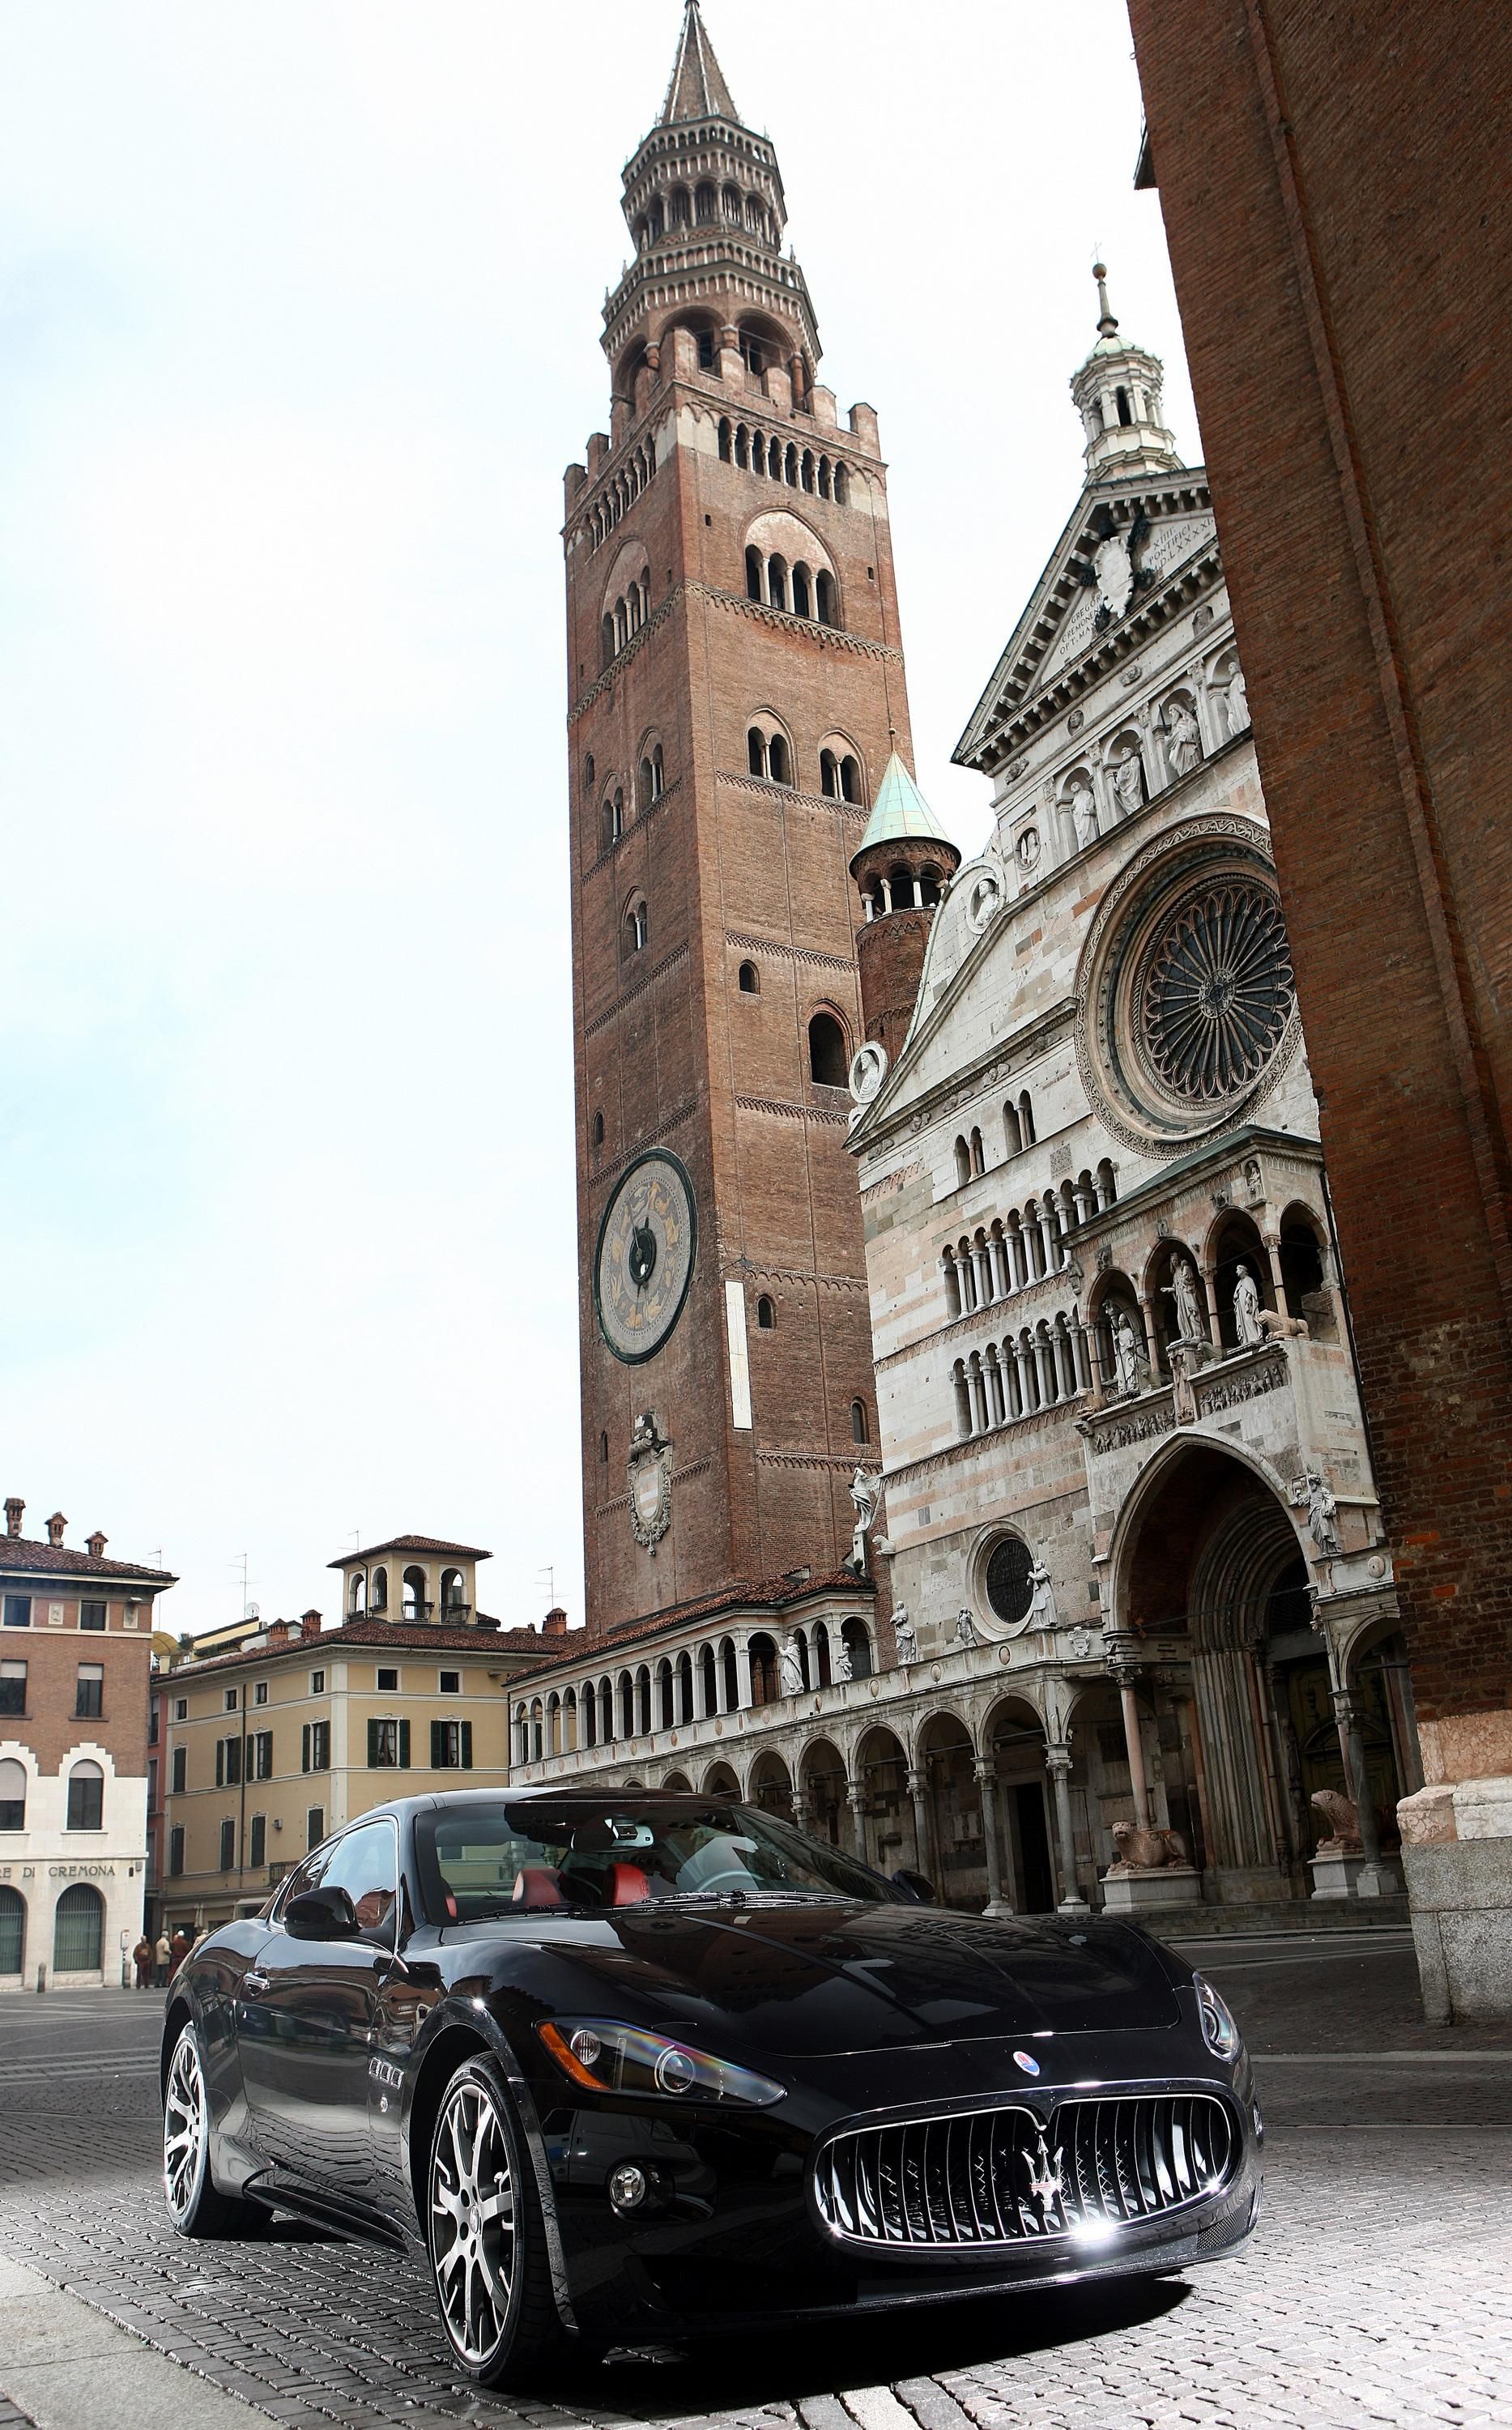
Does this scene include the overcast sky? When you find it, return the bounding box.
[0,2,1195,1641]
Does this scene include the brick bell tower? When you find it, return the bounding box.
[564,1,915,1636]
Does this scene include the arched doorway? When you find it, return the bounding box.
[799,1737,852,1851]
[918,1711,982,1910]
[702,1761,739,1797]
[0,1885,24,1976]
[53,1882,104,1975]
[1121,1442,1326,1899]
[659,1771,692,1792]
[982,1699,1056,1912]
[853,1726,915,1874]
[748,1750,794,1820]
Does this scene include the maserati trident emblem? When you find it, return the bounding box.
[1025,2130,1065,2228]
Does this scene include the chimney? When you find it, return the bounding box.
[47,1512,66,1547]
[300,1610,322,1643]
[266,1620,290,1647]
[4,1498,23,1538]
[86,1530,107,1560]
[543,1605,568,1639]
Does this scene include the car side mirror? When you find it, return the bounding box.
[892,1868,935,1904]
[285,1884,360,1940]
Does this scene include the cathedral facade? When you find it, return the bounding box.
[843,274,1416,1919]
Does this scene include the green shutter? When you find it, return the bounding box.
[215,1739,224,1788]
[367,1718,379,1768]
[430,1720,441,1770]
[461,1720,473,1771]
[301,1724,310,1774]
[398,1719,411,1769]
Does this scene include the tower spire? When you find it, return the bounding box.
[661,0,739,126]
[1068,257,1182,481]
[1092,258,1118,339]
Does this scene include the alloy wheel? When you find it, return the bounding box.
[163,2030,207,2223]
[430,2077,517,2365]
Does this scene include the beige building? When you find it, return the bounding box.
[159,1534,547,1931]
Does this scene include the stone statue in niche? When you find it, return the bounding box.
[1291,1469,1343,1558]
[779,1634,805,1697]
[1026,1561,1059,1631]
[1225,663,1250,735]
[1111,745,1145,818]
[845,1469,883,1576]
[1067,774,1098,851]
[1232,1261,1266,1348]
[1163,697,1203,779]
[955,1608,979,1649]
[892,1605,918,1665]
[1162,1256,1206,1346]
[1112,1308,1148,1396]
[832,1635,853,1685]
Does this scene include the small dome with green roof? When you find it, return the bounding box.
[854,752,953,857]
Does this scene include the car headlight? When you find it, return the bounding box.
[1195,1973,1242,2061]
[537,2018,786,2108]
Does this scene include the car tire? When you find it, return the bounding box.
[426,2053,569,2389]
[162,2019,268,2239]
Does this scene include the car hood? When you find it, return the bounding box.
[504,1901,1183,2057]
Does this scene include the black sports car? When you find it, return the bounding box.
[160,1789,1261,2387]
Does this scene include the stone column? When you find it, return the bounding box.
[1016,1341,1037,1412]
[1333,1686,1395,1892]
[971,1363,990,1432]
[1262,1230,1288,1309]
[1046,1742,1091,1913]
[941,1254,960,1317]
[973,1243,993,1306]
[992,1232,1012,1297]
[1117,1673,1152,1831]
[792,1792,811,1832]
[735,1637,754,1711]
[1072,1315,1094,1391]
[1037,1205,1058,1273]
[907,1767,932,1878]
[1200,1260,1224,1349]
[974,1759,1011,1915]
[847,1778,868,1868]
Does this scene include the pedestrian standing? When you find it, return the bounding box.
[133,1933,154,1989]
[155,1930,172,1988]
[168,1928,190,1980]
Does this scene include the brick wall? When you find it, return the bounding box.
[1127,0,1512,1725]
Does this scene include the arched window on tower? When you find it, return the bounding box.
[850,1398,870,1444]
[738,961,760,994]
[1019,1089,1037,1145]
[718,418,733,463]
[746,546,764,603]
[833,462,849,505]
[583,752,594,791]
[592,1109,604,1148]
[841,755,862,804]
[969,1126,985,1177]
[768,732,790,784]
[816,569,837,627]
[747,727,767,778]
[954,1136,972,1188]
[756,1294,776,1329]
[1117,385,1133,426]
[791,564,811,620]
[808,1013,848,1087]
[695,182,715,224]
[625,898,648,956]
[1003,1099,1022,1154]
[820,749,839,799]
[767,556,789,612]
[601,615,615,669]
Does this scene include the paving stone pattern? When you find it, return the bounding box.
[1,1955,1510,2430]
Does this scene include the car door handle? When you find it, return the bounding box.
[241,1971,271,1997]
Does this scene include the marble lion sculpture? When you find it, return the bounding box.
[1310,1788,1364,1852]
[1108,1821,1190,1873]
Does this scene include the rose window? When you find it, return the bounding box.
[1140,883,1293,1102]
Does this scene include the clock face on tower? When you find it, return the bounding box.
[593,1149,697,1365]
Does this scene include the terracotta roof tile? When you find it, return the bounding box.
[0,1536,176,1586]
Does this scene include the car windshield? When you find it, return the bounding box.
[415,1799,903,1921]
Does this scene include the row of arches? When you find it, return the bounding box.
[747,722,868,805]
[952,1091,1054,1187]
[859,859,945,919]
[943,1171,1119,1314]
[587,438,656,555]
[1091,1203,1332,1381]
[1047,648,1251,864]
[346,1566,466,1622]
[0,1881,105,1978]
[600,567,653,669]
[722,422,850,504]
[953,1314,1089,1434]
[513,1616,876,1764]
[743,545,840,627]
[634,185,778,252]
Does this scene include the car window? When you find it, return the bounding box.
[292,1818,398,1946]
[415,1800,901,1922]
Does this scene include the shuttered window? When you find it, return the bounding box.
[429,1719,473,1770]
[219,1818,236,1870]
[367,1718,409,1768]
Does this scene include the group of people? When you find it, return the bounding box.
[131,1926,193,1989]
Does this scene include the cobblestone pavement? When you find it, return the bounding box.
[2,1935,1510,2430]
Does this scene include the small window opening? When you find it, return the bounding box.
[592,1109,604,1147]
[850,1399,869,1444]
[808,1012,847,1087]
[1117,386,1133,426]
[767,733,790,785]
[739,961,760,994]
[756,1294,776,1330]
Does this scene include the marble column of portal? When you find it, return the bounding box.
[907,1767,932,1879]
[1262,1230,1288,1309]
[991,1233,1012,1297]
[1046,1743,1091,1913]
[1037,1207,1058,1275]
[1016,1342,1037,1413]
[846,1780,868,1869]
[973,1759,1011,1914]
[1118,1674,1153,1830]
[1333,1687,1386,1873]
[973,1243,994,1305]
[735,1639,754,1710]
[1200,1261,1224,1349]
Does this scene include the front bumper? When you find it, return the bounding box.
[539,2047,1262,2342]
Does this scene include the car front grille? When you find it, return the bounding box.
[812,2095,1237,2250]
